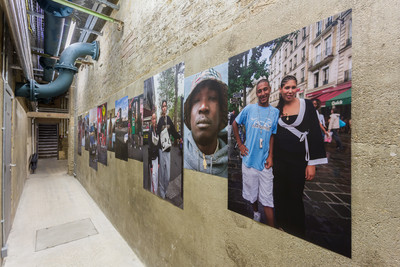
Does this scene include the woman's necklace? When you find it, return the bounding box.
[282,101,300,121]
[282,112,290,121]
[258,105,271,149]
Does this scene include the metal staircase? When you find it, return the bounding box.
[38,124,58,158]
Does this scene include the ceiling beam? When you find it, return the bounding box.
[27,112,70,119]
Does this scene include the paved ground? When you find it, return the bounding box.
[304,133,351,257]
[3,159,144,267]
[228,125,351,258]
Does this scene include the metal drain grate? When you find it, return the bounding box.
[35,218,98,251]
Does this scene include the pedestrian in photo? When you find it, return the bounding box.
[328,108,343,151]
[157,100,182,199]
[149,113,160,195]
[229,110,236,125]
[184,68,228,177]
[312,99,329,138]
[273,75,328,238]
[232,79,279,226]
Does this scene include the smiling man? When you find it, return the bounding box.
[184,68,228,177]
[232,78,280,226]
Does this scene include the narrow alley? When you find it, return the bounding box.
[3,159,143,267]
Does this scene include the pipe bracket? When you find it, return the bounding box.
[54,62,78,73]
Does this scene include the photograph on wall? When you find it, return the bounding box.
[89,107,98,171]
[128,95,144,161]
[81,114,86,150]
[142,62,184,209]
[84,112,89,151]
[115,96,129,161]
[97,103,108,165]
[183,62,229,178]
[107,108,116,153]
[78,115,82,156]
[227,9,352,257]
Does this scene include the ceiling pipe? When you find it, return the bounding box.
[50,0,124,30]
[40,13,65,81]
[95,0,120,10]
[1,0,34,80]
[79,3,102,43]
[16,41,100,101]
[36,0,73,81]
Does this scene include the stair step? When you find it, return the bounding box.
[38,124,59,158]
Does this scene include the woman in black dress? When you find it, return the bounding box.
[273,75,327,238]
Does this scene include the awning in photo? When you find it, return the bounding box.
[326,88,352,107]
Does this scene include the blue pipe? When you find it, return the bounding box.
[16,41,100,101]
[37,0,73,18]
[37,0,72,81]
[40,13,65,81]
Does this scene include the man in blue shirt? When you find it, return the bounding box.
[232,79,279,226]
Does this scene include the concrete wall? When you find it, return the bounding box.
[74,0,400,265]
[0,11,3,263]
[11,98,31,217]
[1,10,32,262]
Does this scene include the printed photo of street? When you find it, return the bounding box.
[228,9,352,257]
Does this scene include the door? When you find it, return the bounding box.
[2,82,13,243]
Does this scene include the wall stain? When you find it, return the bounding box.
[225,240,247,267]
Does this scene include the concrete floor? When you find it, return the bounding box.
[3,158,144,267]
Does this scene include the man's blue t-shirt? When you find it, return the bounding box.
[235,104,279,171]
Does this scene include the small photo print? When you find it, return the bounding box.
[84,112,89,151]
[128,95,144,161]
[89,107,98,171]
[97,103,107,165]
[114,96,129,161]
[78,115,82,156]
[107,108,116,152]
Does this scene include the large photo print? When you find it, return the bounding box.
[228,9,352,257]
[143,62,185,209]
[183,63,229,178]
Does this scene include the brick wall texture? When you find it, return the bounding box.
[73,0,400,266]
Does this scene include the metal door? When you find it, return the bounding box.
[2,82,13,242]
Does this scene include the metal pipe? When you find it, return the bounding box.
[27,10,44,18]
[40,12,65,81]
[16,41,100,101]
[2,13,7,253]
[1,0,34,80]
[95,0,120,10]
[32,118,35,154]
[77,27,103,36]
[36,0,71,82]
[49,0,124,29]
[11,65,44,72]
[79,3,102,43]
[31,51,94,65]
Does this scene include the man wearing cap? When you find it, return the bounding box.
[157,100,182,199]
[232,79,279,226]
[184,68,228,178]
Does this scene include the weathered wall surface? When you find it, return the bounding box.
[11,98,31,219]
[1,11,33,262]
[74,0,400,265]
[0,14,3,264]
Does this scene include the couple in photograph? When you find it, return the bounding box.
[233,75,327,238]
